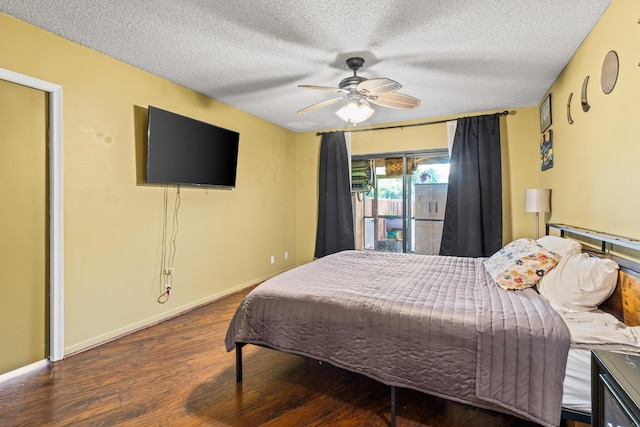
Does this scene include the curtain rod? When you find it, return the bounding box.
[315,110,509,136]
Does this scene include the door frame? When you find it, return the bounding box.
[0,68,64,362]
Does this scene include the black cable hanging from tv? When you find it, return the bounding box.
[315,110,509,136]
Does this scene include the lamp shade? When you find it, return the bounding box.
[525,188,551,213]
[335,97,374,124]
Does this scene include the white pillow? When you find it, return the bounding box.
[536,235,581,258]
[538,252,619,312]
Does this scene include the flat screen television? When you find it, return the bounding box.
[146,106,239,188]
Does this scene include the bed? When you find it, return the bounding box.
[225,224,640,427]
[546,224,640,424]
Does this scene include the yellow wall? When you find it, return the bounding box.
[294,108,542,263]
[540,0,640,239]
[0,13,297,355]
[0,79,47,374]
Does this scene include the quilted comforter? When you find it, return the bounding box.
[225,250,570,426]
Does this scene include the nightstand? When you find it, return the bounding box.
[591,350,640,427]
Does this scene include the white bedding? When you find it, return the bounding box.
[561,309,640,413]
[562,349,592,413]
[560,309,640,350]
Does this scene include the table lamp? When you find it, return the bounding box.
[525,188,551,239]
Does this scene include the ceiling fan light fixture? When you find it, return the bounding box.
[335,97,374,125]
[298,56,419,122]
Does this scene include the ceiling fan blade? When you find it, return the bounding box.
[357,78,402,95]
[367,92,421,109]
[298,85,349,94]
[297,96,344,114]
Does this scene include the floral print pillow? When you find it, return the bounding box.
[484,238,561,290]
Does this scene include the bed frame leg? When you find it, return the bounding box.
[235,343,244,383]
[390,385,396,427]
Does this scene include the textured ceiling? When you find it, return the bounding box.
[1,1,611,132]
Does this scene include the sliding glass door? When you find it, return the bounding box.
[353,150,449,254]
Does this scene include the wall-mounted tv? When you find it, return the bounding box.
[146,106,239,188]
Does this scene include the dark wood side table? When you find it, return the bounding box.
[591,350,640,427]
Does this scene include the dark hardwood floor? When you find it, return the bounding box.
[0,286,544,426]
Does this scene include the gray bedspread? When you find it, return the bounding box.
[225,250,571,426]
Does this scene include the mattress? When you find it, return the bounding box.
[562,349,592,413]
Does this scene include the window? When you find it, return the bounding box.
[352,150,449,254]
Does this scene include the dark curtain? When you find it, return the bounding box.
[439,114,502,257]
[314,131,355,258]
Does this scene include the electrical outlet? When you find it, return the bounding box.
[284,251,289,260]
[270,255,275,264]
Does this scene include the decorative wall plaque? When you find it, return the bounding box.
[581,76,591,112]
[601,50,619,94]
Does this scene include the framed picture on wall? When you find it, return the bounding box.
[540,93,552,133]
[540,129,553,171]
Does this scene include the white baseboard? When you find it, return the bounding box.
[64,270,288,356]
[0,359,50,384]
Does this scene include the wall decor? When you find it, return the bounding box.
[567,92,574,124]
[601,50,619,94]
[540,93,552,133]
[581,76,591,112]
[384,157,417,176]
[540,129,554,171]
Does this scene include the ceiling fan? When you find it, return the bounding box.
[297,57,421,124]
